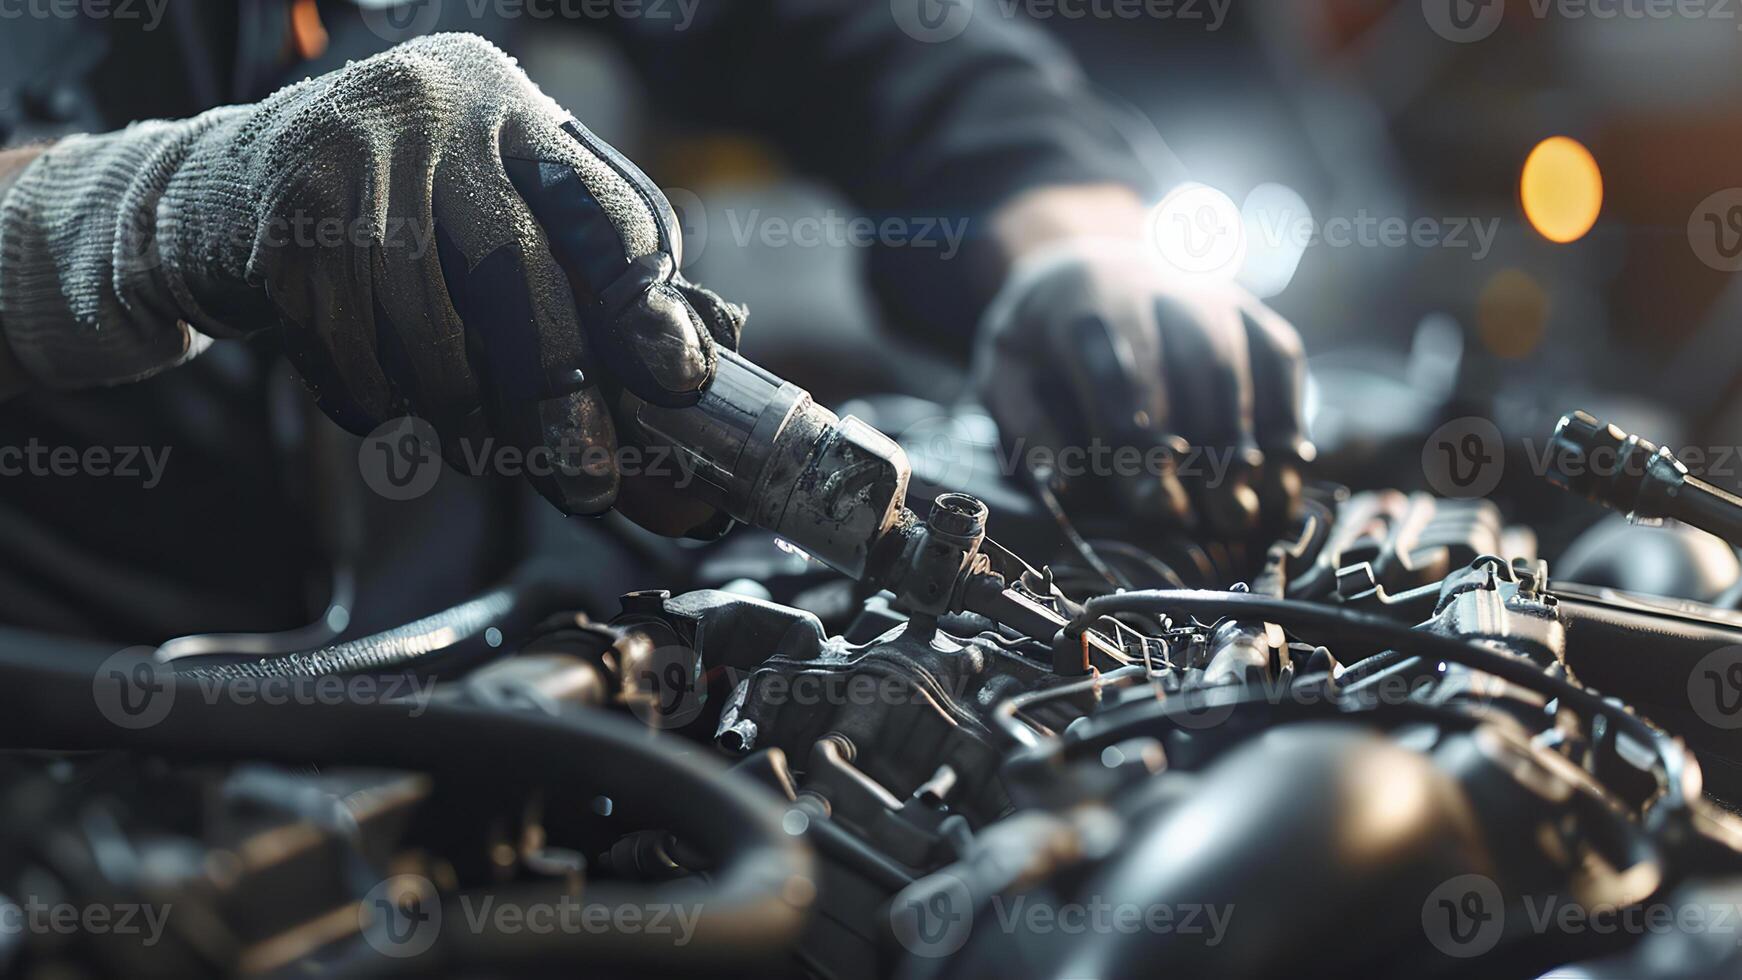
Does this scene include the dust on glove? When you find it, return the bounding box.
[0,33,743,516]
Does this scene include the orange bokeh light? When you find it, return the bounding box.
[1521,137,1603,244]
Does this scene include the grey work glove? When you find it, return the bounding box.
[0,33,744,517]
[973,242,1309,538]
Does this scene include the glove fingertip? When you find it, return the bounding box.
[672,278,747,350]
[514,388,621,517]
[602,282,715,407]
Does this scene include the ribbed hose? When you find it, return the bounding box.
[172,561,580,681]
[0,643,815,974]
[177,588,516,680]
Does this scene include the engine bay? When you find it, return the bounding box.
[4,411,1742,979]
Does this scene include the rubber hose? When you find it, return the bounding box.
[0,645,815,974]
[174,559,586,681]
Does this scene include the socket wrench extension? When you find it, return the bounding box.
[613,349,912,582]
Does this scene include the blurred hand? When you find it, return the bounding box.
[974,187,1308,537]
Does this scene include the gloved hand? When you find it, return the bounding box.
[974,239,1309,538]
[0,33,744,517]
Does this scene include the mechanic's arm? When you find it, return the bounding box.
[609,1,1307,535]
[0,35,743,524]
[607,0,1155,339]
[0,145,47,400]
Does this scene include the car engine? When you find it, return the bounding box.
[3,411,1742,979]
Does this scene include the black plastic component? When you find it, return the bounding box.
[1547,411,1742,548]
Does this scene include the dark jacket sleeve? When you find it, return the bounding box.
[604,0,1163,355]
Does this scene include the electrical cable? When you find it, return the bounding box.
[1070,591,1695,823]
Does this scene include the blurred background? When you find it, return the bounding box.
[9,0,1742,633]
[498,0,1742,539]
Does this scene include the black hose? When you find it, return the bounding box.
[1072,591,1696,821]
[0,644,814,974]
[171,560,588,681]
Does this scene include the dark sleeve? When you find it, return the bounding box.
[604,0,1162,355]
